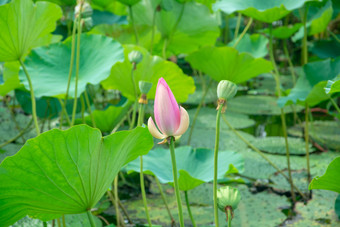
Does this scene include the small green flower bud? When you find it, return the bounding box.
[139,81,153,95]
[217,186,241,212]
[128,50,143,64]
[117,0,141,6]
[217,80,237,101]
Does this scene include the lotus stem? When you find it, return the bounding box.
[60,12,77,127]
[184,191,196,227]
[169,136,185,227]
[213,104,223,227]
[232,17,253,48]
[227,208,231,227]
[329,96,340,114]
[128,5,139,45]
[114,176,120,226]
[57,98,71,128]
[234,13,242,40]
[150,6,158,54]
[86,210,96,227]
[80,95,85,123]
[0,117,32,148]
[155,177,176,225]
[187,79,213,145]
[19,59,40,136]
[71,15,83,126]
[269,24,296,203]
[283,40,296,85]
[62,215,66,227]
[84,90,96,128]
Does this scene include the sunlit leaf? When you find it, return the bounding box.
[228,33,269,58]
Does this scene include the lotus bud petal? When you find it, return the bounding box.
[217,80,237,101]
[128,50,143,65]
[147,117,165,140]
[139,81,153,95]
[217,186,241,212]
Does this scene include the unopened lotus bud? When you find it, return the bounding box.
[75,2,93,18]
[217,80,237,101]
[217,186,241,212]
[128,50,143,65]
[117,0,141,6]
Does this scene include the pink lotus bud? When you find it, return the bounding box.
[148,78,189,143]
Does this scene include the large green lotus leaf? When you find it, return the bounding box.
[309,157,340,193]
[187,107,255,130]
[288,121,340,151]
[289,190,340,226]
[311,39,340,59]
[253,136,315,156]
[91,0,127,15]
[19,34,124,98]
[126,146,244,191]
[228,95,304,115]
[325,76,340,94]
[186,46,273,84]
[213,0,313,23]
[133,0,220,57]
[75,101,132,133]
[0,125,153,226]
[0,0,62,61]
[307,0,333,35]
[278,57,340,107]
[0,62,22,96]
[261,23,302,39]
[101,45,195,102]
[228,33,269,58]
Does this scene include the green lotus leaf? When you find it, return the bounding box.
[278,57,340,107]
[228,33,269,58]
[132,0,220,57]
[101,45,195,102]
[309,157,340,193]
[0,0,62,61]
[228,95,304,115]
[186,46,273,84]
[126,146,244,191]
[75,101,132,133]
[19,34,124,98]
[35,0,76,6]
[0,62,22,96]
[91,0,127,15]
[325,76,340,94]
[311,39,340,59]
[0,125,153,226]
[213,0,313,23]
[261,23,302,39]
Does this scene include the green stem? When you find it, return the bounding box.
[269,24,296,203]
[184,191,196,227]
[86,210,96,227]
[283,40,296,85]
[0,117,32,148]
[227,209,231,227]
[222,115,307,200]
[129,5,139,45]
[62,214,66,227]
[214,104,223,227]
[57,98,71,128]
[169,137,184,227]
[150,7,157,54]
[187,79,213,145]
[328,28,340,43]
[232,18,253,48]
[114,176,120,227]
[107,190,132,224]
[71,16,83,126]
[329,96,340,114]
[19,59,40,136]
[155,177,175,225]
[234,13,242,40]
[84,90,96,128]
[129,65,138,130]
[43,221,47,227]
[80,95,86,124]
[302,6,308,65]
[60,12,78,127]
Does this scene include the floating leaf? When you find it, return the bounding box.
[278,57,340,107]
[309,157,340,193]
[228,33,269,58]
[186,46,273,84]
[101,45,195,102]
[0,0,62,61]
[19,34,124,98]
[261,23,302,39]
[126,146,244,191]
[213,0,311,23]
[228,95,304,115]
[0,125,153,226]
[253,137,315,155]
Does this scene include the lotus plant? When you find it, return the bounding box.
[148,78,189,227]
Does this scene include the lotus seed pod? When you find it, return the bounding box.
[217,186,241,212]
[217,80,237,101]
[117,0,141,6]
[128,50,143,64]
[75,2,93,18]
[139,81,153,95]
